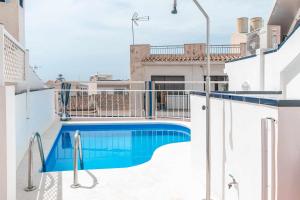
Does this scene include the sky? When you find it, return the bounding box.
[25,0,273,81]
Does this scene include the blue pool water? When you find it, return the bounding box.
[44,123,190,172]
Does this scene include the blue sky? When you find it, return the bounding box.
[25,0,273,81]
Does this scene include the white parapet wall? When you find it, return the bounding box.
[15,88,55,167]
[0,87,55,200]
[225,55,261,91]
[190,94,300,200]
[0,86,16,200]
[277,106,300,200]
[225,24,300,98]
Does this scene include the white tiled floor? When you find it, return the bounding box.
[17,121,196,200]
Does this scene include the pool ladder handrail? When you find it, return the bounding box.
[24,132,46,192]
[71,130,84,188]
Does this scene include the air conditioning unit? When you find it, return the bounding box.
[247,31,260,55]
[267,25,281,49]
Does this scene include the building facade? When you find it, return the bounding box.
[0,0,25,46]
[130,43,245,91]
[0,0,45,92]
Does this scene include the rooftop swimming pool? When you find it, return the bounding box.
[44,123,190,172]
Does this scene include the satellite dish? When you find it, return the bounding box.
[132,12,138,19]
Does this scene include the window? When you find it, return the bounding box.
[0,0,6,3]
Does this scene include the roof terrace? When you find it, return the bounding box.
[138,43,246,63]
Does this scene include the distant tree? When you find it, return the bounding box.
[56,74,65,82]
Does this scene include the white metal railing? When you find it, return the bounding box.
[56,89,152,119]
[0,25,26,85]
[152,90,191,120]
[55,89,195,120]
[150,44,241,55]
[150,45,185,55]
[55,81,228,121]
[209,45,241,55]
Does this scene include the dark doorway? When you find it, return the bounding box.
[151,76,185,111]
[204,75,228,91]
[151,76,185,90]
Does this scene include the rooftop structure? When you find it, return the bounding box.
[0,0,45,93]
[225,0,300,98]
[90,73,113,81]
[0,0,25,45]
[130,43,244,91]
[268,0,300,37]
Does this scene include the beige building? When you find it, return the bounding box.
[90,73,113,81]
[0,0,45,92]
[0,0,25,46]
[130,43,245,91]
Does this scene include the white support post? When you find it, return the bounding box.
[0,24,5,86]
[259,48,266,91]
[0,86,16,200]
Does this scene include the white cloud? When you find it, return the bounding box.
[25,0,273,81]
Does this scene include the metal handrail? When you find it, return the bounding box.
[150,44,241,55]
[24,132,46,192]
[71,130,84,188]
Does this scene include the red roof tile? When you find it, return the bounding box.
[142,54,242,62]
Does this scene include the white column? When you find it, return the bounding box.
[0,24,5,85]
[258,48,266,91]
[0,85,16,200]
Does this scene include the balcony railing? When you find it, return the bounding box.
[150,45,185,55]
[150,44,241,56]
[55,81,228,121]
[209,45,241,55]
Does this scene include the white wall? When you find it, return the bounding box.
[225,26,300,96]
[280,53,300,98]
[277,107,300,199]
[144,63,225,90]
[265,26,300,92]
[225,56,260,91]
[15,89,55,167]
[0,86,16,200]
[191,95,278,200]
[16,66,46,94]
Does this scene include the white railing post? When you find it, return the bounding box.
[151,81,155,119]
[0,24,5,86]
